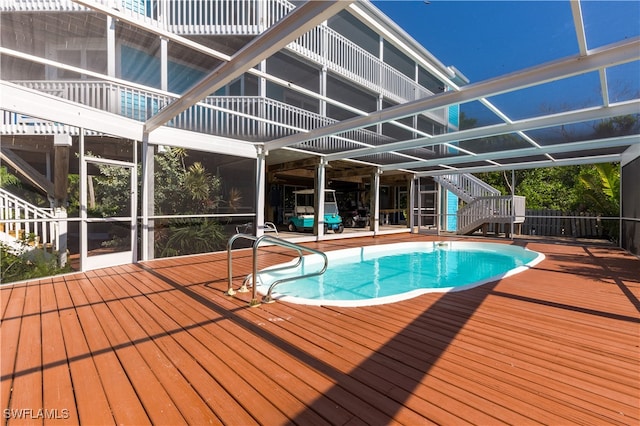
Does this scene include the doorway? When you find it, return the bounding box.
[81,156,137,271]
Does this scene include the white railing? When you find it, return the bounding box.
[163,0,292,35]
[2,80,398,150]
[289,24,434,106]
[0,0,444,117]
[0,0,95,11]
[0,187,58,251]
[457,195,525,235]
[0,0,291,33]
[434,173,501,203]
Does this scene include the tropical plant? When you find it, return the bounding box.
[152,147,237,257]
[0,166,21,188]
[0,241,72,284]
[576,163,620,214]
[157,218,226,257]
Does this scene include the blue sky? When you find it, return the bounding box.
[372,1,640,125]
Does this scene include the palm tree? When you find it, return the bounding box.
[577,162,620,241]
[578,163,619,216]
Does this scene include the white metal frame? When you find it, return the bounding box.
[1,0,638,252]
[79,133,138,271]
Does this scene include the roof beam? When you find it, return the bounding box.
[419,154,623,176]
[570,0,588,55]
[327,99,639,162]
[265,36,640,151]
[144,0,352,133]
[397,134,640,172]
[571,1,611,107]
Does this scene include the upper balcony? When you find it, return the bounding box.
[2,80,447,162]
[0,0,442,109]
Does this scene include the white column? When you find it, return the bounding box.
[510,169,515,239]
[377,95,383,135]
[141,135,155,260]
[370,168,381,234]
[437,181,442,235]
[319,66,327,117]
[255,146,267,237]
[315,159,326,239]
[107,15,117,114]
[258,60,267,138]
[54,134,71,267]
[79,129,88,271]
[160,37,168,91]
[320,20,328,116]
[55,208,68,267]
[408,176,416,233]
[377,35,384,135]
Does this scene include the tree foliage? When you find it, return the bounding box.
[84,147,234,257]
[462,113,634,217]
[576,163,619,216]
[152,147,229,256]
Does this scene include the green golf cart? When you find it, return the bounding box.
[287,189,344,233]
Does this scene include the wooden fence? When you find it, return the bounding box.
[521,209,606,238]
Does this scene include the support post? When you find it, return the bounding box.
[408,176,416,232]
[79,130,87,271]
[370,168,381,235]
[160,37,168,92]
[255,146,267,238]
[510,169,515,240]
[53,134,71,266]
[55,208,67,267]
[141,135,154,260]
[107,15,117,113]
[314,158,326,239]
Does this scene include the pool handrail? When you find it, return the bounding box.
[226,233,328,306]
[226,233,305,296]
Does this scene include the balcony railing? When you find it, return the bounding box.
[0,0,292,31]
[2,80,398,152]
[0,0,91,11]
[0,0,444,118]
[289,24,434,105]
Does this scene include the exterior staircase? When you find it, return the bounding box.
[433,174,525,235]
[0,188,59,254]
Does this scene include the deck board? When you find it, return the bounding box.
[40,279,77,426]
[1,234,639,425]
[10,284,42,426]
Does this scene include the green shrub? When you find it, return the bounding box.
[0,242,72,284]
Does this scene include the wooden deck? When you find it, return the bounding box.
[2,234,639,425]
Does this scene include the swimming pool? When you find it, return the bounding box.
[256,241,544,307]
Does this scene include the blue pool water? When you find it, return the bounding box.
[256,242,544,307]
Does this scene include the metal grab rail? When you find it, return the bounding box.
[225,234,329,306]
[226,234,328,306]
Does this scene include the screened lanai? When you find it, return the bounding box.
[1,0,639,276]
[1,2,639,422]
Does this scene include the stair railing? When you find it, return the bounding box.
[434,173,501,203]
[457,195,525,235]
[0,188,57,251]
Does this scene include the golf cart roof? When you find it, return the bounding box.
[293,189,336,195]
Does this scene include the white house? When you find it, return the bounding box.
[1,0,638,274]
